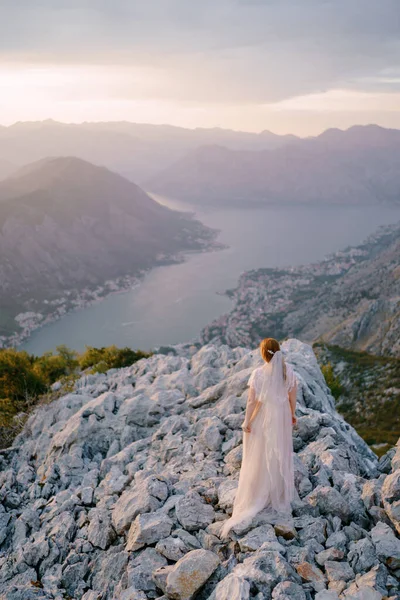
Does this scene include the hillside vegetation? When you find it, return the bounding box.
[316,344,400,456]
[0,345,151,449]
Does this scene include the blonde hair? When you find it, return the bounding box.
[259,337,286,379]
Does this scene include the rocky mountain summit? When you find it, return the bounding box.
[1,340,400,600]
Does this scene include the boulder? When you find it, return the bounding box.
[164,549,220,599]
[112,474,169,533]
[126,512,173,551]
[370,521,400,569]
[381,470,400,534]
[207,574,250,600]
[305,485,351,521]
[175,491,215,531]
[295,562,326,592]
[272,580,307,599]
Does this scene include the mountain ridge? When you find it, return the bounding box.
[0,120,301,184]
[147,125,400,206]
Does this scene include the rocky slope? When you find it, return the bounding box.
[201,223,400,357]
[0,157,218,344]
[1,340,400,599]
[148,125,400,207]
[314,344,400,453]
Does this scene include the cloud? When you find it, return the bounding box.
[0,0,399,104]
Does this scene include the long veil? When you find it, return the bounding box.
[258,350,288,412]
[221,350,294,538]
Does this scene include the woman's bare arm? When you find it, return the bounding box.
[288,381,298,425]
[242,387,261,432]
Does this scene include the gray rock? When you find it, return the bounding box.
[156,536,189,561]
[348,538,377,574]
[112,474,169,533]
[315,548,344,566]
[324,560,354,582]
[90,550,130,598]
[305,485,351,522]
[87,507,116,550]
[118,589,148,600]
[165,549,220,600]
[344,564,388,596]
[271,580,307,599]
[0,340,387,600]
[295,562,326,592]
[370,521,400,570]
[274,523,297,540]
[346,590,383,600]
[381,470,400,534]
[295,516,328,545]
[175,491,215,531]
[233,550,300,597]
[126,512,173,551]
[238,524,277,552]
[217,480,238,510]
[152,565,173,594]
[126,547,167,594]
[325,530,348,552]
[315,592,340,600]
[207,573,250,600]
[198,417,223,451]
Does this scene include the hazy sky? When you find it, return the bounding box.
[1,0,400,135]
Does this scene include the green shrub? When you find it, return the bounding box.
[79,345,151,373]
[321,362,343,400]
[0,343,151,449]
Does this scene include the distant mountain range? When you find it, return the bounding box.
[0,157,217,342]
[0,120,298,184]
[148,124,400,206]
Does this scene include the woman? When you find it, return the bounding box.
[221,337,298,538]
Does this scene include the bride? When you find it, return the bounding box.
[221,337,298,537]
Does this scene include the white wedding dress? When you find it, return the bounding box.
[221,351,297,537]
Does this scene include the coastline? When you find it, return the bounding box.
[2,237,227,351]
[200,221,400,349]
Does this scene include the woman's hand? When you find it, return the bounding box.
[242,421,251,433]
[291,414,297,427]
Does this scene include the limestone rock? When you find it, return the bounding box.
[305,485,351,521]
[175,491,215,531]
[370,521,400,570]
[271,580,307,599]
[165,549,220,600]
[112,474,169,533]
[126,512,173,551]
[295,562,326,592]
[348,538,377,574]
[87,507,116,550]
[238,524,277,552]
[315,548,344,566]
[381,470,400,534]
[274,523,297,540]
[324,560,354,582]
[207,574,250,600]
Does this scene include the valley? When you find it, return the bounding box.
[0,157,220,347]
